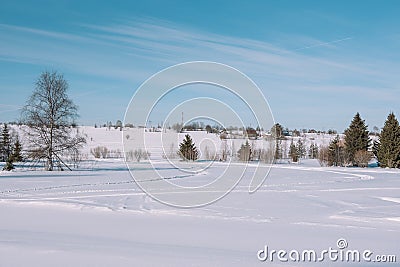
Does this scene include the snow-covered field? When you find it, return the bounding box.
[0,127,399,266]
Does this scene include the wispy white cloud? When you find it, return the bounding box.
[85,19,396,86]
[0,18,398,128]
[0,18,391,85]
[0,23,89,42]
[0,103,23,114]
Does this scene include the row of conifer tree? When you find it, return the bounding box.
[320,112,400,168]
[178,112,400,169]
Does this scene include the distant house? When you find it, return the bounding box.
[246,127,258,139]
[219,130,228,140]
[282,129,291,136]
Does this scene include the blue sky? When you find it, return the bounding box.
[0,0,399,131]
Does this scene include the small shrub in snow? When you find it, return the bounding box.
[90,147,101,158]
[110,149,122,158]
[318,146,329,167]
[100,147,109,158]
[354,150,372,168]
[125,150,134,161]
[126,149,150,162]
[134,149,150,162]
[67,149,85,168]
[90,146,108,159]
[162,143,179,159]
[258,148,274,163]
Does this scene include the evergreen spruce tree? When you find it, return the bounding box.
[344,113,370,166]
[309,143,319,159]
[308,143,314,159]
[1,124,15,171]
[296,139,306,160]
[289,139,298,162]
[1,123,11,162]
[178,134,198,161]
[372,140,380,158]
[11,137,23,162]
[238,140,252,162]
[3,159,14,171]
[328,135,345,166]
[375,113,400,168]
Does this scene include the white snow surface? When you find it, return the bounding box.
[0,127,399,266]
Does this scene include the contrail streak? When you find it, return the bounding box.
[294,37,353,51]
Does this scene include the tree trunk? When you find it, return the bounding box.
[47,154,53,171]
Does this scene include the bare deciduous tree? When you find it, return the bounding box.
[354,150,372,168]
[21,71,86,170]
[133,149,150,162]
